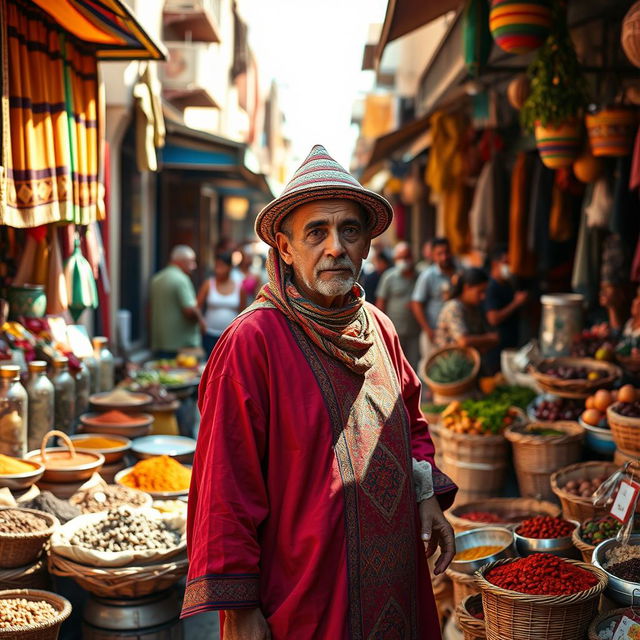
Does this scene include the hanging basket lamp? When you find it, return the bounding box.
[585,106,639,157]
[489,0,552,55]
[534,119,582,169]
[507,73,531,110]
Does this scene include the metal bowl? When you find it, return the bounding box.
[25,448,105,483]
[514,520,580,558]
[131,435,196,464]
[70,434,132,464]
[0,459,45,490]
[579,418,616,455]
[593,535,640,605]
[450,527,516,575]
[114,465,191,500]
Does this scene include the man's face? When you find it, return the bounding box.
[275,199,371,307]
[432,244,452,270]
[176,253,197,274]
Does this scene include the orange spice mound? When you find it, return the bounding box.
[120,455,191,492]
[92,410,147,425]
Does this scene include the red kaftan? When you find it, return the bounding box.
[182,303,456,639]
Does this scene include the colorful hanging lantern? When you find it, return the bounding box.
[64,236,98,322]
[622,1,640,69]
[463,0,492,77]
[534,119,582,169]
[586,107,639,157]
[489,0,552,55]
[507,74,530,110]
[572,151,604,184]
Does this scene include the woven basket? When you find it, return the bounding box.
[587,608,626,640]
[456,594,486,640]
[530,358,622,398]
[570,527,595,563]
[607,404,640,455]
[550,461,618,521]
[0,589,71,640]
[447,498,561,533]
[0,558,49,591]
[475,558,607,640]
[0,508,59,569]
[614,448,639,466]
[505,422,584,501]
[446,566,480,607]
[48,551,188,599]
[422,346,481,398]
[440,429,509,465]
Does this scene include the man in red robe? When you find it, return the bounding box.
[182,145,457,639]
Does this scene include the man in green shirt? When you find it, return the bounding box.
[150,246,205,357]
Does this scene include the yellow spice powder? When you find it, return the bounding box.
[455,545,504,561]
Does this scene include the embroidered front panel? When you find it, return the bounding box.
[289,319,418,640]
[181,573,260,617]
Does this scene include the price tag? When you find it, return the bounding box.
[612,612,640,639]
[610,479,640,524]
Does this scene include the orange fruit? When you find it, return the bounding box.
[582,409,603,426]
[593,390,612,412]
[618,384,637,404]
[585,396,595,410]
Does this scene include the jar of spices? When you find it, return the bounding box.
[74,360,91,418]
[93,337,115,392]
[51,356,75,434]
[26,360,54,452]
[84,354,99,394]
[0,364,28,457]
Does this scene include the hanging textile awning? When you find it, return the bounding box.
[31,0,166,61]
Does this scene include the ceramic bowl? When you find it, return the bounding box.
[0,459,45,490]
[89,391,153,412]
[70,434,132,464]
[131,435,196,464]
[25,448,105,483]
[579,418,616,455]
[79,413,153,439]
[114,465,191,500]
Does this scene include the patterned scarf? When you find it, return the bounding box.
[256,250,375,374]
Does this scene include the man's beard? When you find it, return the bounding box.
[299,256,358,299]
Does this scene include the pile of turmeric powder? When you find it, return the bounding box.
[120,455,191,492]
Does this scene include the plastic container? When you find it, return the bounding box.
[26,361,54,453]
[0,364,28,457]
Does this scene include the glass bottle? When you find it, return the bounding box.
[26,360,54,452]
[84,354,100,394]
[0,364,28,457]
[93,337,115,392]
[51,356,75,435]
[74,359,91,418]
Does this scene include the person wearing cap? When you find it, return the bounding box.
[182,145,457,640]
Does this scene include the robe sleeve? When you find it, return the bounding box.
[181,367,269,618]
[368,304,457,511]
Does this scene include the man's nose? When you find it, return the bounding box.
[324,228,346,258]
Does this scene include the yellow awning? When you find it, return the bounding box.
[31,0,166,61]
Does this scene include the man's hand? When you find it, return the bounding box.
[224,608,271,640]
[513,290,529,307]
[419,496,455,576]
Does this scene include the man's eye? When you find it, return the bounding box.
[344,227,359,235]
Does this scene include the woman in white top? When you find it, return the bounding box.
[197,253,247,356]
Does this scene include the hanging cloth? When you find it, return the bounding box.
[133,62,165,172]
[509,152,535,278]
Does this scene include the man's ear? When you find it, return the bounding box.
[275,232,294,266]
[361,237,372,260]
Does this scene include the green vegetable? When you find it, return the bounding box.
[527,427,565,437]
[458,386,536,434]
[427,351,474,384]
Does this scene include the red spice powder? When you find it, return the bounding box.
[91,410,147,425]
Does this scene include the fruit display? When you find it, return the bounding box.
[533,396,585,422]
[579,516,623,546]
[442,401,522,435]
[562,475,608,498]
[516,516,576,539]
[610,399,640,418]
[542,363,606,381]
[427,350,474,384]
[571,325,616,360]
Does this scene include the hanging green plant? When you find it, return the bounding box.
[520,0,590,132]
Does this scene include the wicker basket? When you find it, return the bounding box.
[530,357,622,398]
[447,498,561,534]
[607,404,640,455]
[446,566,480,607]
[48,551,188,599]
[505,422,584,501]
[0,508,59,570]
[475,558,607,640]
[571,527,595,563]
[614,448,639,466]
[440,429,509,465]
[0,589,71,640]
[616,353,640,376]
[422,346,481,398]
[587,608,626,640]
[0,558,49,591]
[456,594,486,640]
[550,461,618,521]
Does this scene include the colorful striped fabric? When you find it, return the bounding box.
[255,144,393,248]
[489,0,552,55]
[534,121,581,169]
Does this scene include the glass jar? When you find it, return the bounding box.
[26,360,54,452]
[93,337,115,392]
[0,364,28,457]
[84,355,100,394]
[51,356,75,434]
[75,360,91,418]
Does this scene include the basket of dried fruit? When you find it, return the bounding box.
[607,399,640,456]
[456,594,486,640]
[0,588,71,640]
[550,461,618,522]
[447,498,561,534]
[0,509,59,570]
[505,422,584,501]
[530,358,622,399]
[422,346,480,399]
[475,555,607,640]
[571,515,624,563]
